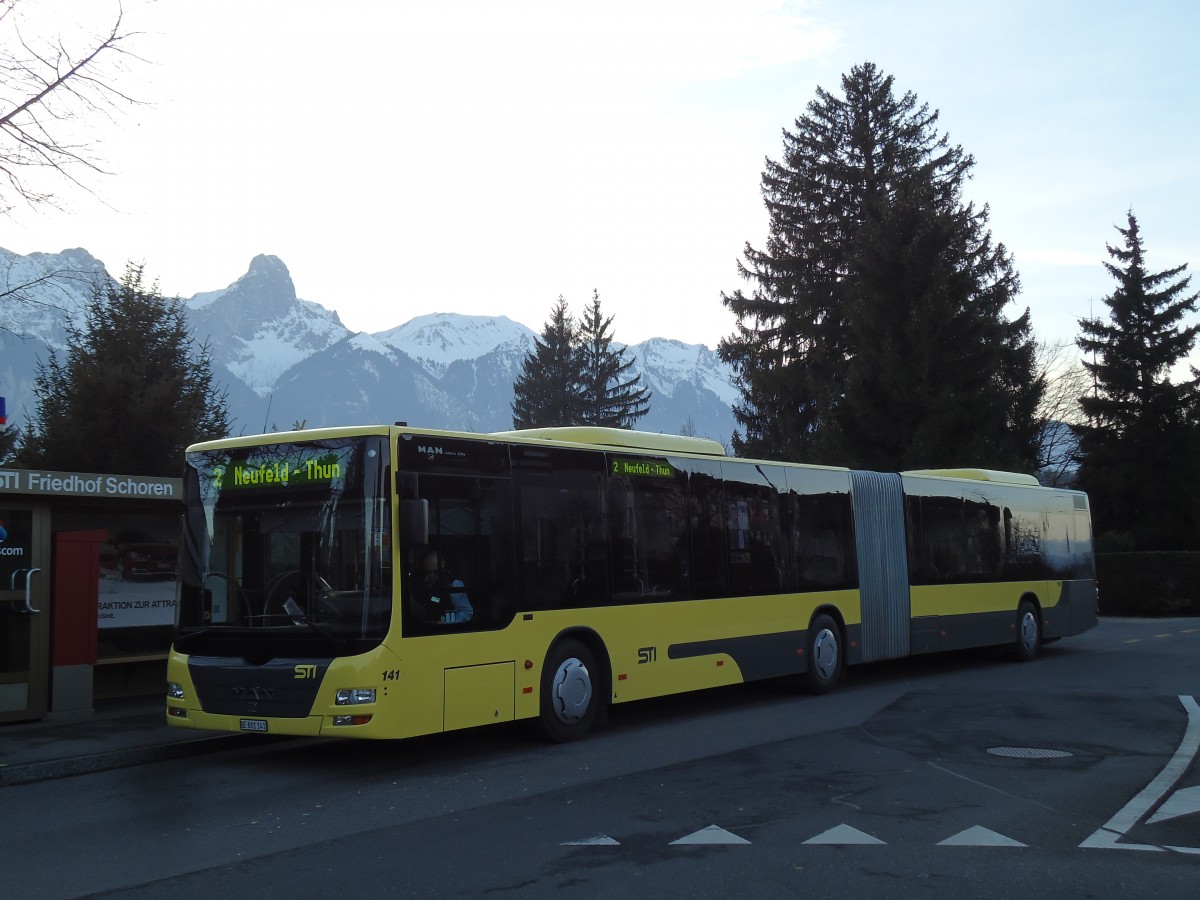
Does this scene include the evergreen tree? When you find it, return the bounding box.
[18,262,231,476]
[512,296,584,428]
[719,62,1040,470]
[577,290,650,428]
[833,172,1039,470]
[0,422,18,464]
[1075,212,1200,549]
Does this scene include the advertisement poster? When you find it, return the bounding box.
[97,538,178,628]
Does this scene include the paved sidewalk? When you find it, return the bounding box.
[0,696,246,787]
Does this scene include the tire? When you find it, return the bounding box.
[805,613,844,695]
[1014,600,1042,662]
[539,638,601,743]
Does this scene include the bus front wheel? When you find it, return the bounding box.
[806,613,844,694]
[539,638,600,742]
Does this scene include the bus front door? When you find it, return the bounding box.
[0,503,51,722]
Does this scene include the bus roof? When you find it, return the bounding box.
[490,426,726,457]
[903,468,1041,487]
[186,424,393,453]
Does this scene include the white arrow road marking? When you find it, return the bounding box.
[561,835,621,846]
[669,825,751,845]
[938,826,1026,847]
[1148,784,1200,824]
[802,824,886,845]
[1080,695,1200,852]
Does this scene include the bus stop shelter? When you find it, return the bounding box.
[1,466,181,723]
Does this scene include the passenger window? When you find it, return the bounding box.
[608,454,689,602]
[513,447,608,610]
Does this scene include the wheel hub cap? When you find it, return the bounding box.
[551,657,592,724]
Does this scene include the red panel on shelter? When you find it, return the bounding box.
[52,530,107,667]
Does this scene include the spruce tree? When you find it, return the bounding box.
[512,296,584,428]
[578,290,650,428]
[0,422,17,464]
[834,172,1039,470]
[719,62,1040,470]
[1075,212,1200,549]
[19,262,231,476]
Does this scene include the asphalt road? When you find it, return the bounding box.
[3,617,1198,899]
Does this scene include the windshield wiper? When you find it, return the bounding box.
[283,597,345,649]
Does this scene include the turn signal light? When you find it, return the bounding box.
[332,715,373,726]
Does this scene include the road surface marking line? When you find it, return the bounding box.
[670,825,751,845]
[1148,784,1200,824]
[938,826,1026,847]
[1080,695,1200,852]
[803,824,885,845]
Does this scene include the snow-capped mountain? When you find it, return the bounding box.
[184,254,350,396]
[377,313,535,379]
[0,247,109,345]
[0,248,738,445]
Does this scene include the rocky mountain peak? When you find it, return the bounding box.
[205,254,299,330]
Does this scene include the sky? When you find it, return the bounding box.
[4,0,1200,354]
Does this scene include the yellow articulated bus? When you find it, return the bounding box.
[166,425,1097,742]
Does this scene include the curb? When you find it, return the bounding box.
[0,734,249,788]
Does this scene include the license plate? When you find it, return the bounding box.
[239,718,269,733]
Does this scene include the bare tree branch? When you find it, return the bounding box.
[1034,339,1089,486]
[0,250,108,336]
[0,0,146,213]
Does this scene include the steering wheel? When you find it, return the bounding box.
[264,570,335,619]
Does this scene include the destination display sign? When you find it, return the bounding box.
[215,454,344,489]
[198,445,356,493]
[611,457,676,478]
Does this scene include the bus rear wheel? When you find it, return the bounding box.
[1014,600,1042,662]
[539,638,600,742]
[806,613,844,695]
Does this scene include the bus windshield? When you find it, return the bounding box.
[174,435,392,660]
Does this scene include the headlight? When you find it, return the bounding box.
[335,688,376,705]
[167,681,185,700]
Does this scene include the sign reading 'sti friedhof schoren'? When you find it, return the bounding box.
[1,467,181,628]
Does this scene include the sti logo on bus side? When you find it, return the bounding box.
[295,664,318,679]
[638,646,657,664]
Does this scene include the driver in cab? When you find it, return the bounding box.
[412,550,473,625]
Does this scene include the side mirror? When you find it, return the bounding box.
[400,498,429,547]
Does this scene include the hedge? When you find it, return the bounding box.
[1095,552,1200,616]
